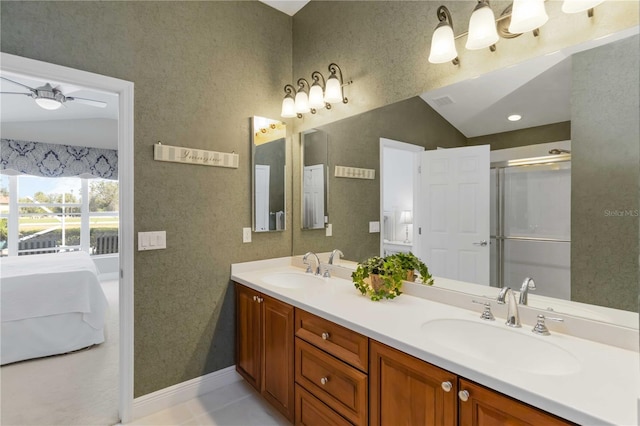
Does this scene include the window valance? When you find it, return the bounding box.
[0,138,118,180]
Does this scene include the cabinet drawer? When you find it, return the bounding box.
[295,338,368,425]
[295,384,352,426]
[295,309,368,372]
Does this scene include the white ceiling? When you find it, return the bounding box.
[259,0,309,16]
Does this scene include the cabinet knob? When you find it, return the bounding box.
[458,390,470,402]
[320,377,329,385]
[441,381,452,392]
[253,295,258,302]
[321,332,330,340]
[257,297,263,303]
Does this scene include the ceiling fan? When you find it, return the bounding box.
[0,76,107,110]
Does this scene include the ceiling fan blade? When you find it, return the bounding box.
[0,92,33,97]
[66,96,107,108]
[0,76,36,93]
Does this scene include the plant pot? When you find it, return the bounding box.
[406,270,415,282]
[368,273,384,292]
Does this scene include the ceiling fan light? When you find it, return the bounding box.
[429,24,458,64]
[35,97,62,110]
[509,0,548,34]
[466,2,499,50]
[562,0,605,13]
[308,83,325,109]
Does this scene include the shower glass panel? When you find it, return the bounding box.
[492,160,571,299]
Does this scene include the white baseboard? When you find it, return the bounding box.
[130,366,242,422]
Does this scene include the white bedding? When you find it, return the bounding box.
[1,251,108,365]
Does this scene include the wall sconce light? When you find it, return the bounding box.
[280,84,298,118]
[508,0,548,36]
[280,63,352,119]
[466,1,499,51]
[428,6,460,65]
[324,63,349,104]
[562,0,605,17]
[294,78,311,114]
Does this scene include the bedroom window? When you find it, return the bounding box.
[0,175,118,257]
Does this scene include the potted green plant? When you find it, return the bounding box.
[386,252,434,285]
[351,256,406,301]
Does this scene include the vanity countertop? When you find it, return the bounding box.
[231,257,639,426]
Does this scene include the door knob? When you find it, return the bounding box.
[458,390,470,402]
[441,381,452,392]
[472,240,488,246]
[321,332,330,340]
[320,377,329,385]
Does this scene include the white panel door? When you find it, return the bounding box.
[303,164,325,229]
[254,165,270,232]
[417,145,490,285]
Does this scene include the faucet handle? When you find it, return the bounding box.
[322,268,331,278]
[472,300,495,321]
[532,314,564,336]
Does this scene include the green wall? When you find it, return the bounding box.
[1,0,292,397]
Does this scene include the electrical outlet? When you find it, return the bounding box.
[243,227,252,243]
[326,223,332,237]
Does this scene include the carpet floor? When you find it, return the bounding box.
[1,279,120,426]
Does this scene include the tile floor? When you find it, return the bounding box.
[128,380,291,426]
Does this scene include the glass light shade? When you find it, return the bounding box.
[281,96,296,118]
[324,75,342,103]
[308,84,325,109]
[508,0,549,34]
[466,4,499,50]
[35,98,62,110]
[562,0,605,13]
[428,24,458,64]
[400,210,413,224]
[294,90,310,114]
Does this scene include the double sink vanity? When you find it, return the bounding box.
[231,255,639,425]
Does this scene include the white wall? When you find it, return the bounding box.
[383,147,414,242]
[1,118,117,149]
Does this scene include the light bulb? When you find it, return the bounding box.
[35,98,62,110]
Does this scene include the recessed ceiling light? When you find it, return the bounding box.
[507,114,522,122]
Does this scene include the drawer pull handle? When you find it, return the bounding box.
[321,332,330,340]
[320,377,329,385]
[458,390,470,402]
[441,381,452,392]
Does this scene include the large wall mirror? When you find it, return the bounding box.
[291,28,639,328]
[301,128,328,230]
[252,116,286,232]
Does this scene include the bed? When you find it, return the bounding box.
[1,251,108,365]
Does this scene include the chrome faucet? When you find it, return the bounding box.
[497,287,521,328]
[519,277,536,305]
[303,252,321,275]
[328,249,344,265]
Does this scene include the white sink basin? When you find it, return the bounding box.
[261,272,325,289]
[421,319,580,376]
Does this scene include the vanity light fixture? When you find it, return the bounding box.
[508,0,548,36]
[562,0,605,17]
[324,63,349,104]
[428,6,460,65]
[309,71,330,111]
[294,78,311,114]
[466,1,499,51]
[280,84,298,118]
[280,63,352,119]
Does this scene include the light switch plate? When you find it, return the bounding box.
[243,227,252,243]
[369,221,380,233]
[138,231,166,251]
[326,223,332,237]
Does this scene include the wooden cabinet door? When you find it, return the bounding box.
[458,379,574,426]
[262,294,295,422]
[235,283,261,391]
[370,341,457,426]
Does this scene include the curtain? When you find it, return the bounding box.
[0,138,118,180]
